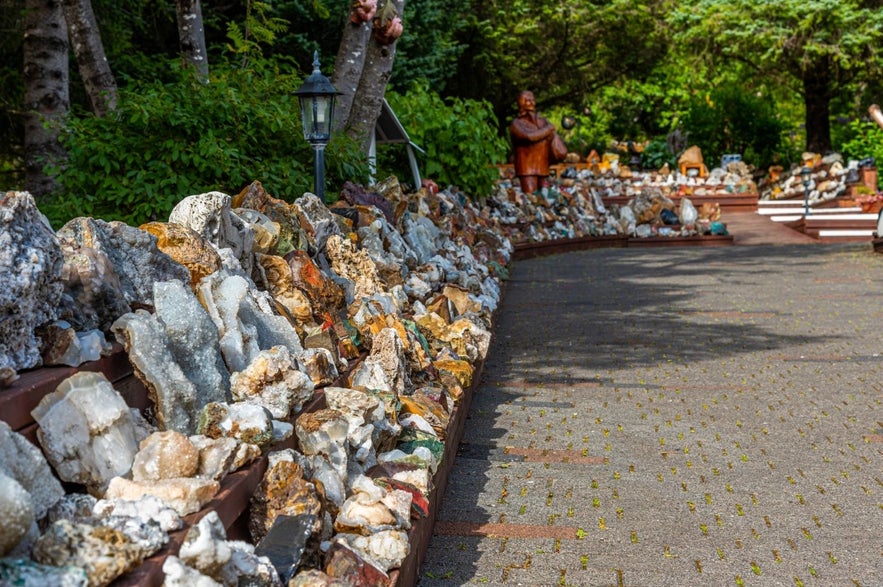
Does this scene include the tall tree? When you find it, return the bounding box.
[448,0,670,133]
[344,0,405,150]
[61,0,117,116]
[671,0,883,153]
[23,0,69,197]
[331,0,375,131]
[175,0,209,82]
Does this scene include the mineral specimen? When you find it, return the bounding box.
[32,518,161,587]
[197,272,303,373]
[168,192,255,274]
[0,558,89,587]
[0,472,35,556]
[31,371,140,494]
[230,345,315,419]
[254,513,319,582]
[198,402,275,449]
[56,217,190,332]
[104,476,220,517]
[0,191,63,376]
[131,430,200,481]
[249,453,322,544]
[0,420,64,519]
[140,221,223,289]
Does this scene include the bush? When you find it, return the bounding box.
[44,58,370,228]
[840,119,883,189]
[679,84,785,169]
[382,82,509,198]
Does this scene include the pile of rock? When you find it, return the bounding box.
[757,153,853,204]
[484,180,728,243]
[0,178,510,586]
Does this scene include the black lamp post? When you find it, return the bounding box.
[295,51,340,203]
[801,165,812,217]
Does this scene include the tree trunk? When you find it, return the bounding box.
[61,0,117,116]
[345,0,405,152]
[23,0,69,198]
[175,0,209,82]
[802,60,832,154]
[331,20,373,132]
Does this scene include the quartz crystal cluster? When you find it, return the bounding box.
[0,176,509,585]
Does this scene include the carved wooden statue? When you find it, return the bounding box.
[509,91,557,194]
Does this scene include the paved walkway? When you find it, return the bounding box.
[419,222,883,586]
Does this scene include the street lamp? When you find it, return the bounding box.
[295,51,340,202]
[801,165,812,217]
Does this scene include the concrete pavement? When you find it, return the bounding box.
[418,237,883,586]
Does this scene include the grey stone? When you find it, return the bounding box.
[0,191,63,375]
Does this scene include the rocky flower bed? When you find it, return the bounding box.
[0,178,509,586]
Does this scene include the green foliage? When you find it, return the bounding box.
[641,139,677,170]
[678,84,785,168]
[390,0,470,92]
[227,0,291,63]
[382,82,509,198]
[839,120,883,189]
[44,58,370,228]
[545,107,613,156]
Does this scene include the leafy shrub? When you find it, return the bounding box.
[45,58,370,228]
[641,139,678,170]
[679,84,785,169]
[839,119,883,189]
[382,82,509,198]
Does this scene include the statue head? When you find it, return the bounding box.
[517,91,536,116]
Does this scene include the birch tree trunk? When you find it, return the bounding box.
[331,19,373,132]
[23,0,69,198]
[345,0,405,151]
[61,0,117,116]
[175,0,209,82]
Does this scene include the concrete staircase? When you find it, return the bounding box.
[757,198,879,243]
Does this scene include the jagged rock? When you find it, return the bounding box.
[196,272,303,373]
[0,191,64,377]
[335,530,409,573]
[153,278,232,395]
[168,192,255,275]
[104,476,219,517]
[162,556,223,587]
[0,558,89,587]
[295,410,350,481]
[293,193,343,252]
[0,472,35,556]
[233,180,308,257]
[349,328,411,395]
[31,371,139,494]
[254,513,319,583]
[324,539,390,585]
[249,453,322,544]
[198,402,275,449]
[0,420,64,519]
[285,250,346,314]
[325,234,384,302]
[288,568,349,587]
[131,430,200,481]
[32,518,160,587]
[230,345,315,419]
[297,347,339,387]
[253,253,315,326]
[92,494,183,532]
[56,216,190,332]
[140,221,223,288]
[38,321,108,368]
[235,208,280,254]
[189,435,261,481]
